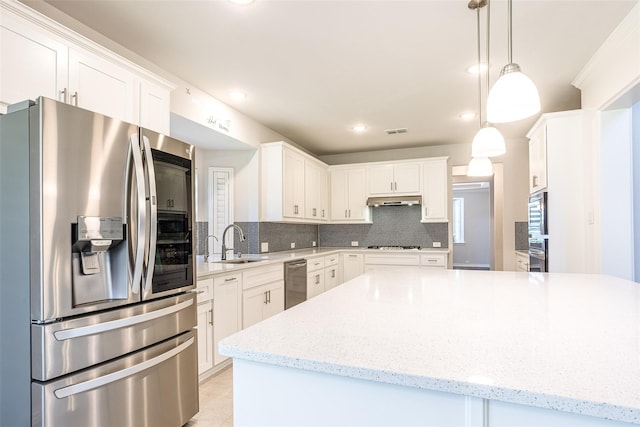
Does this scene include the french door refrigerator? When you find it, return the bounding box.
[0,97,199,427]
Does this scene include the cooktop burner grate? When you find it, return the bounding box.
[367,245,421,250]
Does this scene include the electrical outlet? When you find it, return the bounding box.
[291,242,296,249]
[312,241,317,247]
[261,242,269,252]
[351,241,358,247]
[432,242,441,248]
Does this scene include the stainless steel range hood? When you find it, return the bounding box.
[366,195,422,207]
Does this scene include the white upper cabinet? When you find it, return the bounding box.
[0,11,68,111]
[260,141,329,223]
[305,159,328,221]
[368,162,421,195]
[421,158,448,222]
[67,48,136,123]
[528,125,548,194]
[330,167,369,222]
[0,1,174,133]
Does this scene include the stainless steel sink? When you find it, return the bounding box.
[214,259,263,264]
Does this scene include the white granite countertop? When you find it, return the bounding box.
[196,247,450,278]
[220,269,640,424]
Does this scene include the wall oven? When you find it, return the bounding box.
[528,191,548,272]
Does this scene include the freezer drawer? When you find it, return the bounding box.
[32,293,196,381]
[32,330,199,427]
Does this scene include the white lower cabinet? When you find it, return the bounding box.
[364,253,420,272]
[515,251,529,272]
[421,253,447,269]
[324,254,340,291]
[196,301,213,375]
[306,256,326,300]
[242,263,284,329]
[341,253,364,282]
[213,273,242,366]
[242,282,284,329]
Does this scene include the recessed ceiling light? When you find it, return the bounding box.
[459,112,477,121]
[352,124,367,133]
[466,62,488,74]
[229,91,247,101]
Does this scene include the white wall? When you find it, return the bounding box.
[195,148,260,223]
[573,1,640,279]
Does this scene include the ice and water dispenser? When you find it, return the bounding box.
[71,216,128,306]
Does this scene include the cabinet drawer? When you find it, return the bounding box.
[196,278,213,303]
[421,254,446,267]
[306,257,325,272]
[364,253,420,266]
[324,254,339,267]
[213,272,242,288]
[242,263,283,290]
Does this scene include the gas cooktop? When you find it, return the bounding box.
[367,245,421,250]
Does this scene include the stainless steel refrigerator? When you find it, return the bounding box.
[0,97,199,426]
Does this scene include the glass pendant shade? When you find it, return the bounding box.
[467,156,493,177]
[471,124,506,157]
[486,64,540,123]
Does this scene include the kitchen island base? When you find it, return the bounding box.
[232,359,636,427]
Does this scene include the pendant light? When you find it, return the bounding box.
[486,0,540,123]
[470,0,505,158]
[467,156,494,177]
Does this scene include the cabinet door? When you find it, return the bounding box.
[306,271,325,299]
[330,169,349,220]
[318,167,329,220]
[263,281,285,320]
[304,160,320,220]
[422,160,448,221]
[528,127,547,194]
[0,16,68,112]
[213,274,241,365]
[324,267,339,291]
[394,163,421,194]
[196,301,213,375]
[140,80,170,135]
[347,168,367,220]
[242,286,267,330]
[342,253,364,282]
[368,164,395,195]
[283,149,305,218]
[68,48,136,123]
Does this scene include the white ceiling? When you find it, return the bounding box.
[24,0,636,156]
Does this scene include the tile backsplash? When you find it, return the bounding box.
[196,206,449,255]
[515,221,528,250]
[319,206,448,249]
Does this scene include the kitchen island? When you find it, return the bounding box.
[220,269,640,426]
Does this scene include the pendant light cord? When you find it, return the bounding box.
[486,0,491,122]
[507,0,513,64]
[476,7,482,128]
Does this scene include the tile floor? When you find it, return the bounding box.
[185,367,234,427]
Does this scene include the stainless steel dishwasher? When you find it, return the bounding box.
[284,259,307,309]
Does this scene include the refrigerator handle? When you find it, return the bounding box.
[53,336,195,399]
[129,134,146,295]
[141,135,157,294]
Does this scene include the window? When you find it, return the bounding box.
[208,167,233,254]
[452,197,465,244]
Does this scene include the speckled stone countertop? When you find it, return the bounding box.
[195,247,450,278]
[220,269,640,424]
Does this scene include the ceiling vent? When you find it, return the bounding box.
[384,128,408,135]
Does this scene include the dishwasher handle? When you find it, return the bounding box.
[286,260,307,268]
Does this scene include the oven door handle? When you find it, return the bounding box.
[529,248,546,260]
